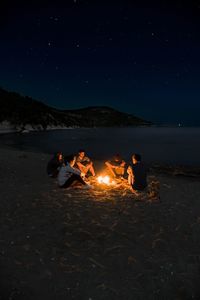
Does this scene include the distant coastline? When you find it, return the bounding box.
[0,88,152,131]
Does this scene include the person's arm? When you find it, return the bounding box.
[76,161,86,171]
[105,161,116,177]
[84,156,91,163]
[67,165,81,176]
[120,160,126,167]
[127,165,132,174]
[127,165,134,185]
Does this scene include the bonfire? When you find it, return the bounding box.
[97,175,116,186]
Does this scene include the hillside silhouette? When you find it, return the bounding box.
[0,88,152,130]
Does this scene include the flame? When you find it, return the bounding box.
[97,175,110,185]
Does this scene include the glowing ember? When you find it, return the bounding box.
[97,175,110,184]
[97,175,116,186]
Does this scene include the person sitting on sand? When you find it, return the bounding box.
[105,154,126,178]
[127,153,147,191]
[47,151,64,178]
[76,149,95,177]
[58,155,92,189]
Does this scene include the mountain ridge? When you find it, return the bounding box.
[0,88,152,132]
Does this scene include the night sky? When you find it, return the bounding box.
[0,0,200,125]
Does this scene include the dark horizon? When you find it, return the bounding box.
[1,0,200,126]
[1,85,199,127]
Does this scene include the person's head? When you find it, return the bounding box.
[113,154,121,162]
[132,153,141,164]
[78,149,85,159]
[65,154,76,166]
[55,152,63,161]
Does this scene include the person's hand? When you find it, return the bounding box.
[127,166,132,174]
[121,161,126,167]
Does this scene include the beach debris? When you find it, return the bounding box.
[104,245,126,255]
[88,257,106,269]
[147,180,160,201]
[152,238,167,249]
[163,183,171,188]
[128,256,137,264]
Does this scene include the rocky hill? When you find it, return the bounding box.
[0,88,152,132]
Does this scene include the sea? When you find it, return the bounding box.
[0,127,200,166]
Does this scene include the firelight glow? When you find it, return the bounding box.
[97,176,116,186]
[97,175,110,185]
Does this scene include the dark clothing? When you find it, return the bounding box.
[60,174,86,188]
[131,162,147,191]
[76,155,91,166]
[109,159,124,167]
[47,156,64,178]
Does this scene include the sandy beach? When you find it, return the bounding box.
[1,147,200,299]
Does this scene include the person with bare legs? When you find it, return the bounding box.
[76,149,95,177]
[58,154,92,189]
[105,154,126,178]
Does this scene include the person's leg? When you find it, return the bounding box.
[76,164,86,174]
[83,164,91,176]
[61,174,86,188]
[105,162,116,177]
[88,163,95,176]
[115,166,125,177]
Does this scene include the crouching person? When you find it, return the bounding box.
[58,155,92,189]
[127,154,147,192]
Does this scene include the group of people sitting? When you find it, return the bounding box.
[46,149,147,192]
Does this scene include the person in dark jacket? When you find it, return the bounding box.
[127,154,147,191]
[47,152,64,178]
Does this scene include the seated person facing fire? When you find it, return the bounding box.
[76,149,95,177]
[47,151,64,178]
[58,154,92,189]
[105,154,126,178]
[127,153,147,191]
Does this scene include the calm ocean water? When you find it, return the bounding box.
[0,127,200,166]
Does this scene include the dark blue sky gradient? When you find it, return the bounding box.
[0,0,200,125]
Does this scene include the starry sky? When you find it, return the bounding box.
[0,0,200,125]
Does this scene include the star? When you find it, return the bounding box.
[50,16,59,22]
